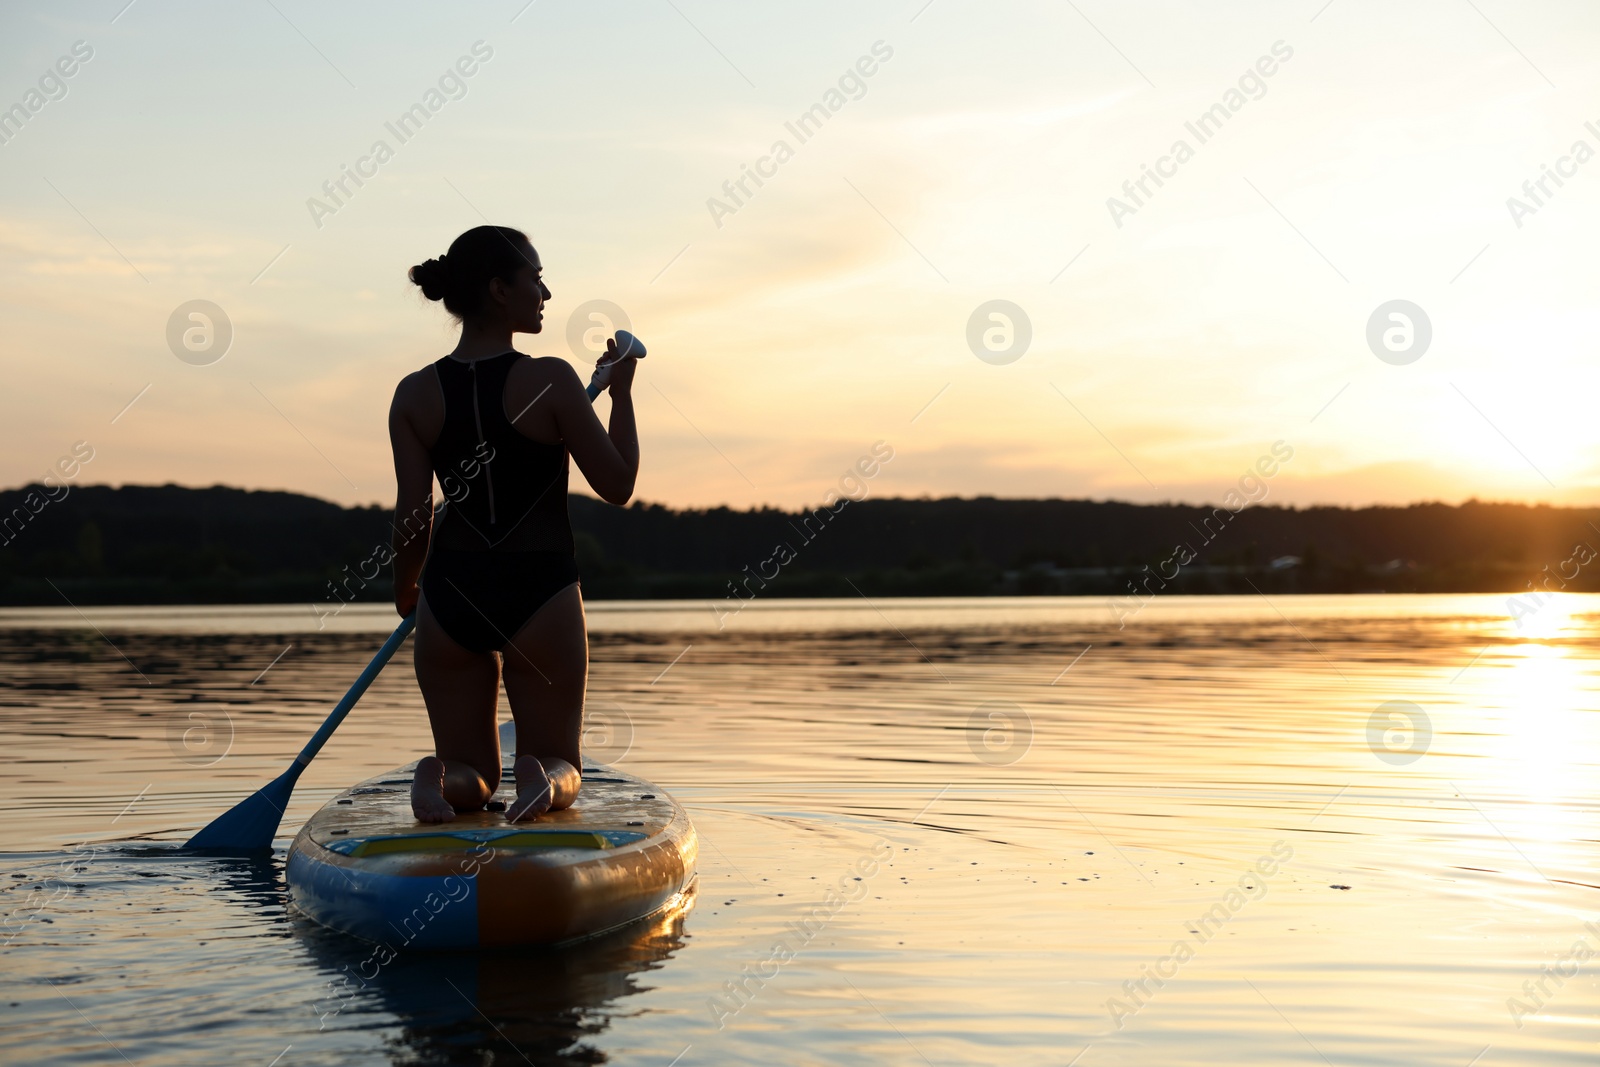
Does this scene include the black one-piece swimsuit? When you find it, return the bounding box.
[420,351,579,654]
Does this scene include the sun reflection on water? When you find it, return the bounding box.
[1469,596,1598,872]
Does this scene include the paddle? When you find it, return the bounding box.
[185,614,417,851]
[186,332,646,852]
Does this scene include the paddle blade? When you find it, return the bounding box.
[184,762,303,852]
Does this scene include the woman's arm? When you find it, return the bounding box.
[388,373,436,616]
[553,346,639,505]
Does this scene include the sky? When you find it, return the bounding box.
[2,0,1598,513]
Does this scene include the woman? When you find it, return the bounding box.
[389,225,638,824]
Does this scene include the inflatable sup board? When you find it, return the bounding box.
[287,722,696,949]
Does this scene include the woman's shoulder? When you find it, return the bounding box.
[393,364,440,399]
[513,352,579,371]
[390,365,445,424]
[509,353,585,389]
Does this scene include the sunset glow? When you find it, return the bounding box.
[4,2,1596,511]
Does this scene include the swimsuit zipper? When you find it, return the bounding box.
[469,362,498,524]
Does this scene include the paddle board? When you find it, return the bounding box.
[287,722,696,949]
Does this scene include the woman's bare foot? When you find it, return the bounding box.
[506,754,554,823]
[411,756,457,823]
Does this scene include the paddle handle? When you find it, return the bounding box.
[586,330,646,400]
[293,613,416,767]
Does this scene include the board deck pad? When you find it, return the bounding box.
[287,723,696,949]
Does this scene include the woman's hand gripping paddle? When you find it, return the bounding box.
[586,329,646,400]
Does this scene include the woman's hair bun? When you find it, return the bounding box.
[409,255,452,302]
[408,226,533,319]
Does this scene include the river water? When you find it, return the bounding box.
[1,594,1596,1065]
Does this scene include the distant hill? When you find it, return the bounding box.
[0,483,1594,606]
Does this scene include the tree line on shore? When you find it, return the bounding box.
[0,483,1593,605]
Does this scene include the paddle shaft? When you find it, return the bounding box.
[293,612,416,767]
